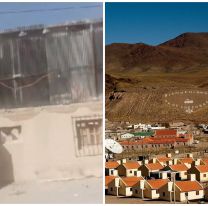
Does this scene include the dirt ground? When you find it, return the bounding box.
[105,195,204,204]
[0,177,102,204]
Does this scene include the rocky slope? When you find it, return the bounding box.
[106,33,208,123]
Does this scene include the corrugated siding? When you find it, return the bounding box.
[0,20,103,108]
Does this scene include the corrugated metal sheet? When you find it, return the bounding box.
[0,20,103,108]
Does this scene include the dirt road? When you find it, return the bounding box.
[0,177,102,203]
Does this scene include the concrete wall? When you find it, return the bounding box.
[105,168,118,176]
[174,185,204,202]
[118,182,132,196]
[200,173,208,182]
[180,171,188,180]
[143,182,160,199]
[132,187,143,198]
[107,181,118,196]
[140,165,149,177]
[204,189,208,200]
[188,167,208,182]
[179,190,204,202]
[0,101,102,185]
[126,169,138,177]
[159,182,172,202]
[117,165,126,176]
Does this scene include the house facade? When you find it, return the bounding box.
[117,162,141,177]
[0,20,103,187]
[188,164,208,182]
[105,161,119,176]
[174,181,204,202]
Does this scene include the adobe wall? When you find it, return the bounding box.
[0,101,102,185]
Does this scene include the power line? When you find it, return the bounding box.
[0,5,102,15]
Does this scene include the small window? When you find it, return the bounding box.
[196,191,199,195]
[134,171,137,175]
[111,170,114,175]
[185,192,188,197]
[203,174,206,177]
[184,172,187,175]
[130,188,132,191]
[130,170,132,173]
[163,192,165,196]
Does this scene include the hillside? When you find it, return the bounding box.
[106,32,208,123]
[106,32,208,73]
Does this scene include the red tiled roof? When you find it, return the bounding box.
[196,165,208,173]
[123,162,140,169]
[147,179,169,189]
[121,176,143,187]
[179,158,194,164]
[157,157,172,163]
[155,129,177,136]
[146,163,164,171]
[119,137,190,146]
[169,164,188,172]
[175,181,203,192]
[202,159,208,165]
[105,161,119,169]
[105,176,116,186]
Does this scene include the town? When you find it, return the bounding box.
[105,121,208,203]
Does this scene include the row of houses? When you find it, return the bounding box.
[119,136,193,151]
[118,129,193,151]
[105,153,208,202]
[121,129,191,139]
[126,122,186,131]
[106,175,204,202]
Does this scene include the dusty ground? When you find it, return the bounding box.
[0,177,102,204]
[105,72,208,124]
[105,195,205,204]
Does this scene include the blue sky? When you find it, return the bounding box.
[0,3,102,31]
[106,3,208,45]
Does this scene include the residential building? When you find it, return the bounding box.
[105,161,119,176]
[174,180,204,202]
[178,155,194,168]
[117,162,141,177]
[140,162,164,177]
[143,179,170,199]
[164,164,188,180]
[105,176,116,194]
[118,176,144,196]
[156,153,172,166]
[188,163,208,182]
[120,136,192,152]
[120,133,134,139]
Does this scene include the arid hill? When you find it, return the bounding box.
[106,32,208,73]
[106,33,208,123]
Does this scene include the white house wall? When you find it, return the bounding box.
[0,102,102,184]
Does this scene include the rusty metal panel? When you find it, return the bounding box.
[0,20,103,109]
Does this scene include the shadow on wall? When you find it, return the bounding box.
[0,143,14,189]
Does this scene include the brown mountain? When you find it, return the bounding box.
[106,32,208,73]
[106,33,208,123]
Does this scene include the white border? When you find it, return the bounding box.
[102,1,106,205]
